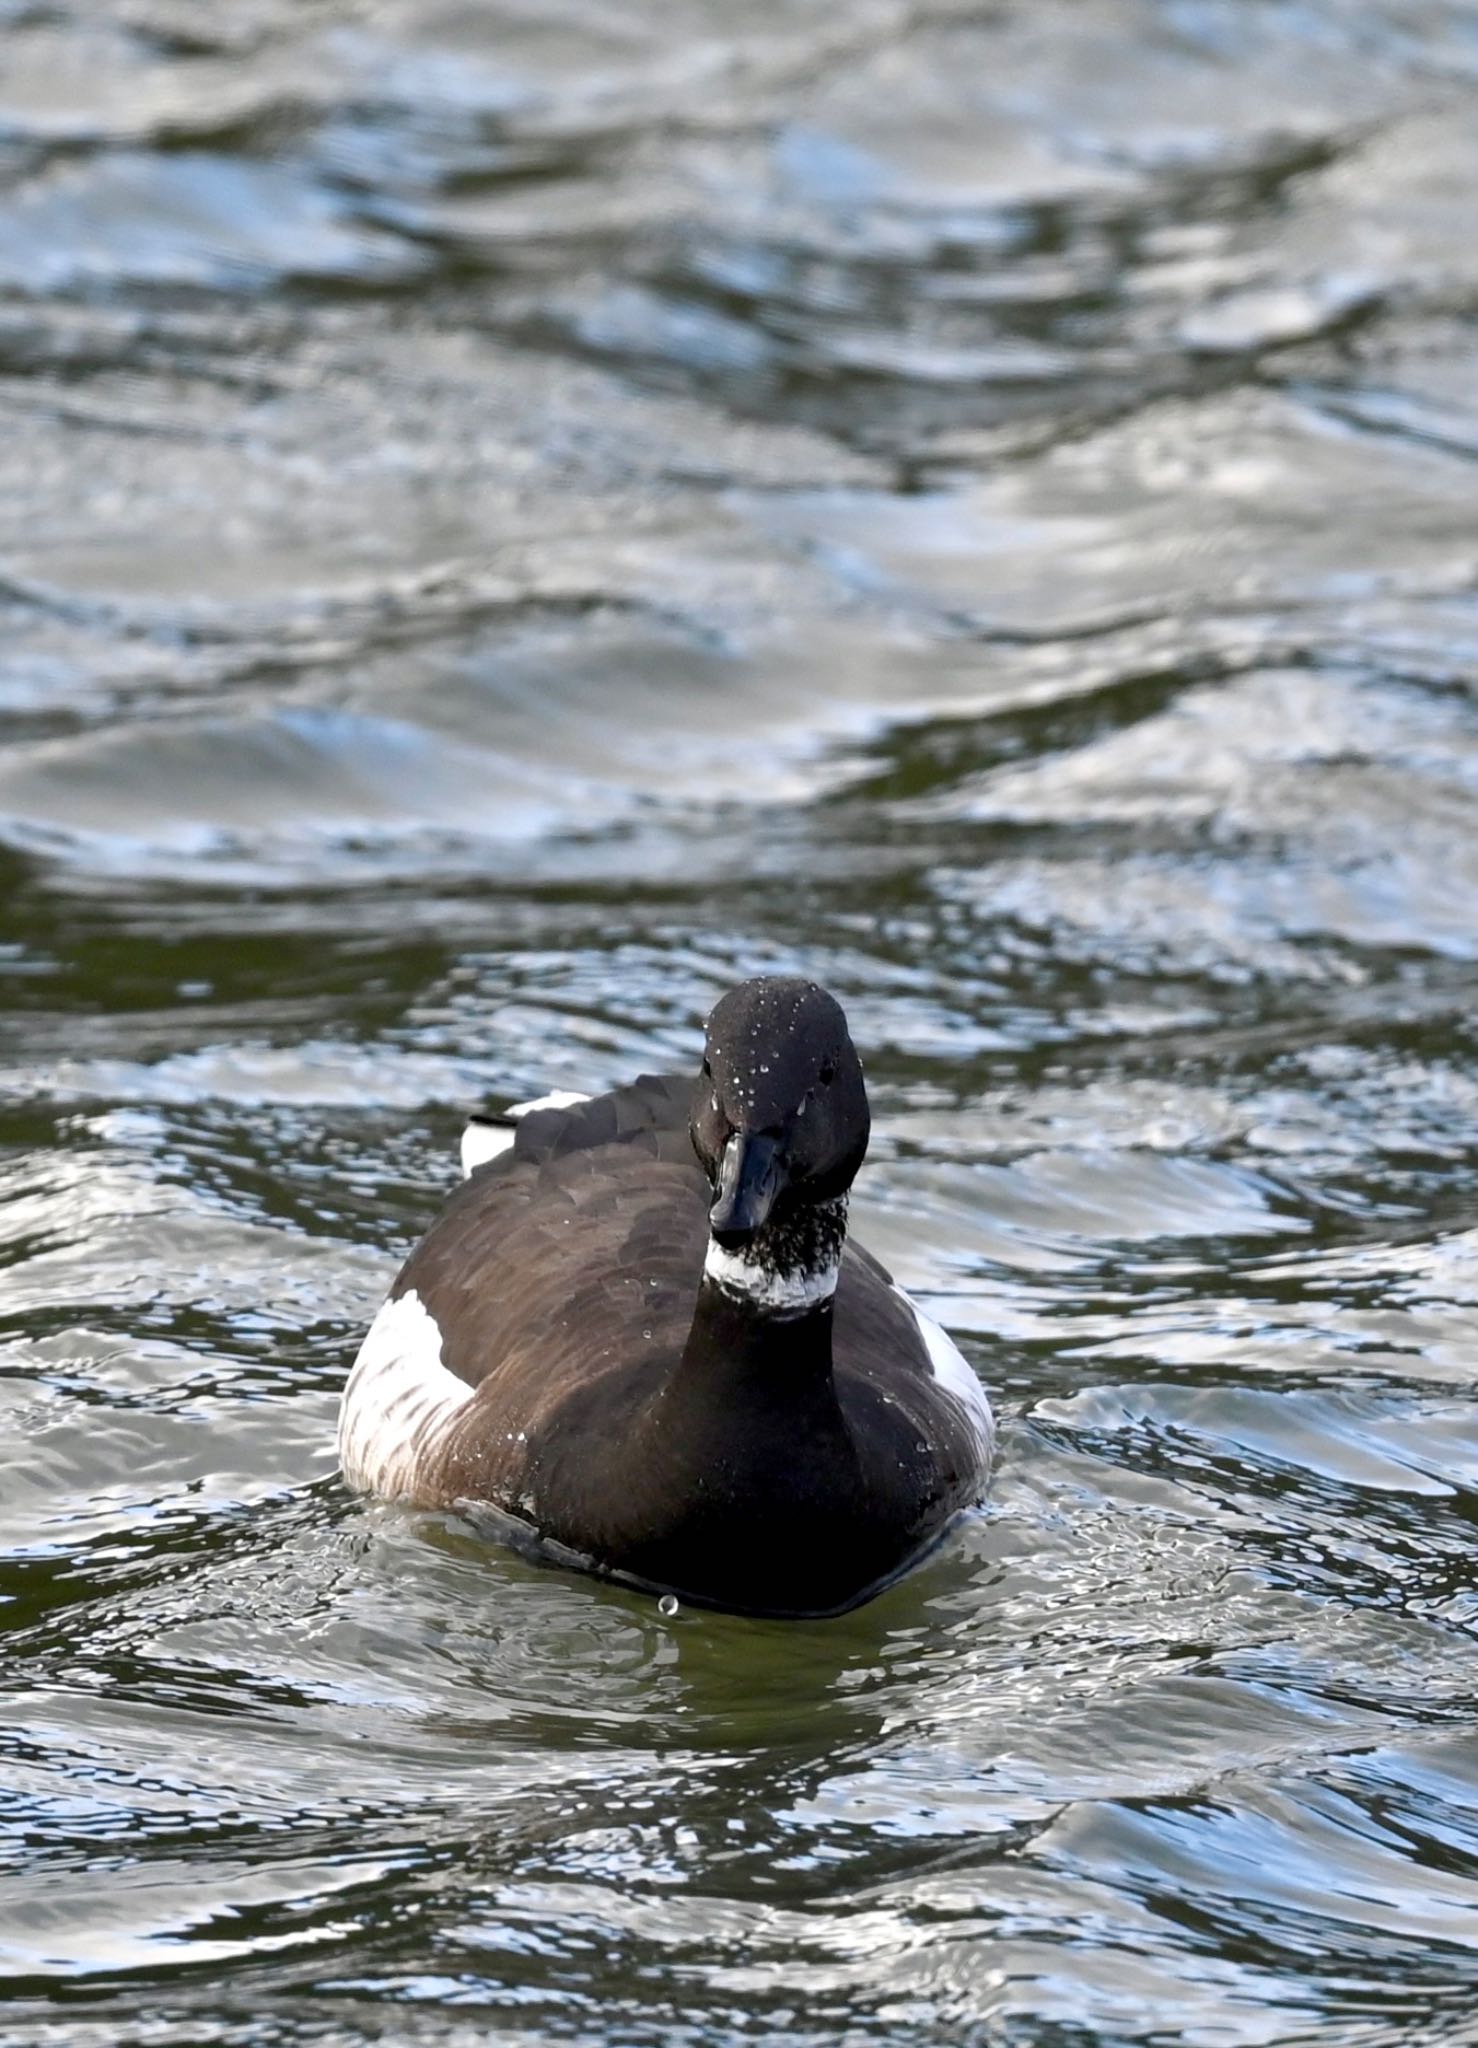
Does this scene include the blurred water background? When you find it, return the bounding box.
[4,2,1478,2042]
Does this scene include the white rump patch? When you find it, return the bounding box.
[460,1121,515,1174]
[704,1240,839,1314]
[894,1285,995,1465]
[459,1090,590,1178]
[338,1288,473,1500]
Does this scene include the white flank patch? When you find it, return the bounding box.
[508,1088,590,1117]
[338,1288,473,1500]
[459,1090,590,1178]
[894,1284,995,1465]
[703,1239,839,1314]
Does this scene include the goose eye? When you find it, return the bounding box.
[819,1059,836,1085]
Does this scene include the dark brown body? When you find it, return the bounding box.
[386,1078,990,1616]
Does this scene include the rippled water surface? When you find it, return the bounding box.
[5,2,1478,2041]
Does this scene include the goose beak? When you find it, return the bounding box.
[709,1132,784,1249]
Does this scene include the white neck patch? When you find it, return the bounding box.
[703,1239,839,1314]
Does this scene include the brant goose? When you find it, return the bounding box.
[339,977,994,1617]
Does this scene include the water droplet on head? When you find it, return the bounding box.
[658,1593,680,1618]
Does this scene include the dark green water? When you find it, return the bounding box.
[4,3,1478,2042]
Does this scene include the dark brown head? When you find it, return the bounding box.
[689,977,869,1251]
